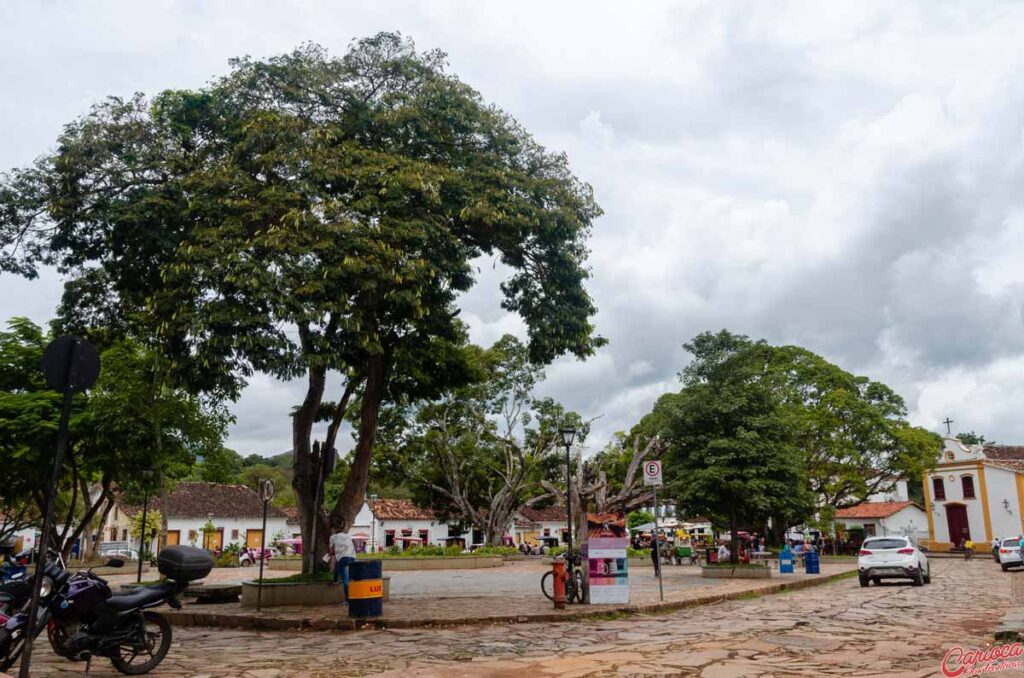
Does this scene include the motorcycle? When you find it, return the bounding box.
[0,545,213,675]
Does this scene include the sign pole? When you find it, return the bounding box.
[21,337,100,678]
[643,459,665,602]
[652,482,664,602]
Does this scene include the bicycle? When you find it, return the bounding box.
[541,552,584,604]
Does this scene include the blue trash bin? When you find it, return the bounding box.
[348,560,384,618]
[805,551,820,574]
[779,549,794,574]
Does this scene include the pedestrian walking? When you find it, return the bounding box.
[650,537,661,577]
[330,529,357,602]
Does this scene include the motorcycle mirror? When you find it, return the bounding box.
[106,558,125,568]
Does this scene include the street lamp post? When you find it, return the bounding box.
[137,468,155,584]
[559,428,577,558]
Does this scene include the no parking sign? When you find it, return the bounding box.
[643,460,663,486]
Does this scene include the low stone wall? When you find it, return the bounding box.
[271,556,504,571]
[93,563,150,576]
[701,565,771,579]
[240,577,391,608]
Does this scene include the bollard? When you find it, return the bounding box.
[551,559,567,610]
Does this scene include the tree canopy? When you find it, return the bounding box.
[0,318,228,556]
[636,330,942,552]
[0,34,604,571]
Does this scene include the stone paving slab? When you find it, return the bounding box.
[162,562,857,632]
[19,559,1018,677]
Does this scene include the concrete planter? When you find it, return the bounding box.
[240,576,391,608]
[93,563,150,576]
[701,565,771,579]
[270,555,503,571]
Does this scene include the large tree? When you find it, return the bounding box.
[0,35,603,572]
[0,318,227,558]
[374,335,585,545]
[648,344,814,563]
[678,331,941,510]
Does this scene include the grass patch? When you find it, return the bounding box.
[702,563,769,569]
[733,591,763,601]
[587,611,634,622]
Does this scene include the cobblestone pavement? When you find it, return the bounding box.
[21,559,1022,677]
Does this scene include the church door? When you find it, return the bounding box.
[945,504,970,545]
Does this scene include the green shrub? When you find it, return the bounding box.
[214,553,238,568]
[472,546,518,556]
[627,548,651,558]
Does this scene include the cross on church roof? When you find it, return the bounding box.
[943,417,954,435]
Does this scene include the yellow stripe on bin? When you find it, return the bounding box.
[348,579,383,600]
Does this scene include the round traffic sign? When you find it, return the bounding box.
[260,479,275,503]
[41,337,100,393]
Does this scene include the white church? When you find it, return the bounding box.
[922,437,1024,550]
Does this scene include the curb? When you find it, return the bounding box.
[164,569,856,634]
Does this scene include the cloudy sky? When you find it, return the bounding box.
[3,1,1024,455]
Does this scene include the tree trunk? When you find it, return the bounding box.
[329,353,386,532]
[292,364,327,574]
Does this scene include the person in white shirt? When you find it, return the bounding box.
[716,542,730,563]
[329,530,357,601]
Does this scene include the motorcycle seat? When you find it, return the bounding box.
[106,582,176,611]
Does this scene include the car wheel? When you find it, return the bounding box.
[923,568,931,584]
[912,570,923,586]
[858,575,869,588]
[872,577,881,585]
[1002,564,1009,572]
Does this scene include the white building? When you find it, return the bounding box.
[513,506,570,547]
[923,438,1024,550]
[106,482,290,555]
[348,498,463,552]
[834,501,928,541]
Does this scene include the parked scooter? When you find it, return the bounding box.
[0,545,213,675]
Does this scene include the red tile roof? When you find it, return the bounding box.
[119,482,287,520]
[369,498,435,521]
[985,446,1024,461]
[834,501,917,519]
[988,460,1024,475]
[520,506,567,523]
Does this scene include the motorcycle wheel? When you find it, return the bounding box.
[109,611,171,675]
[0,627,23,672]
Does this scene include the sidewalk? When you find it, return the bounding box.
[164,561,857,632]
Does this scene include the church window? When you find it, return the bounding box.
[944,452,955,461]
[961,476,975,499]
[932,477,945,501]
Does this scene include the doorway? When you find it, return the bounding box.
[203,528,224,552]
[945,504,970,545]
[246,530,263,549]
[165,530,180,547]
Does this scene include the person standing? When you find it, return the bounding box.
[329,529,357,601]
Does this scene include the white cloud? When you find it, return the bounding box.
[3,0,1024,455]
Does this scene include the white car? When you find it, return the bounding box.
[998,537,1023,572]
[858,536,930,587]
